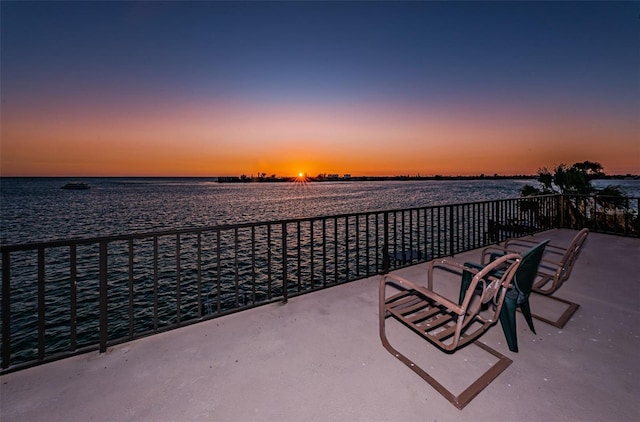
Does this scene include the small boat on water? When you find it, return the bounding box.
[61,182,90,190]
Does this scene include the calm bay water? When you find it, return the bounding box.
[3,177,639,246]
[1,177,543,245]
[2,176,639,366]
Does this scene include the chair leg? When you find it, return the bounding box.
[380,313,512,410]
[499,298,518,353]
[520,299,536,334]
[530,293,580,329]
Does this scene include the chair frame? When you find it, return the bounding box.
[462,240,549,352]
[379,254,521,409]
[481,229,589,328]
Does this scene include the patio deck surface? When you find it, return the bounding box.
[1,229,639,421]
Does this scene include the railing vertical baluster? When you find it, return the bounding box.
[429,208,434,259]
[456,204,461,252]
[401,211,406,263]
[297,221,301,292]
[355,215,360,277]
[374,213,380,273]
[392,212,398,266]
[251,227,256,303]
[216,230,222,311]
[2,251,11,369]
[416,209,421,259]
[624,198,630,236]
[310,220,315,288]
[464,205,468,250]
[99,241,108,354]
[474,203,479,248]
[382,212,390,273]
[440,206,445,257]
[127,240,134,339]
[70,244,77,350]
[423,208,428,259]
[459,205,464,252]
[470,204,474,249]
[176,234,181,324]
[234,228,239,307]
[334,218,338,283]
[365,214,370,275]
[197,233,202,318]
[153,236,159,330]
[461,205,466,251]
[472,204,477,249]
[448,206,454,256]
[282,222,288,303]
[267,226,272,299]
[37,248,45,360]
[345,217,349,282]
[322,218,327,286]
[486,201,491,242]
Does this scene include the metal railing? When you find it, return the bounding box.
[3,193,632,373]
[559,194,640,236]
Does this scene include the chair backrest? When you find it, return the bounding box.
[455,253,522,349]
[555,228,589,288]
[511,240,549,304]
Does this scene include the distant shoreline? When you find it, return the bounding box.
[216,174,537,183]
[2,174,638,182]
[216,174,639,183]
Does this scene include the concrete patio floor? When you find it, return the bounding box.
[1,229,639,422]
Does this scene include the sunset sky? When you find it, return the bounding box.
[1,1,638,177]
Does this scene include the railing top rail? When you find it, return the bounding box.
[563,194,640,199]
[1,194,561,252]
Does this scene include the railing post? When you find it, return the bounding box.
[2,251,11,369]
[99,241,108,353]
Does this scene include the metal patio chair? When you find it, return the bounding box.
[480,228,589,328]
[379,253,521,409]
[459,240,549,352]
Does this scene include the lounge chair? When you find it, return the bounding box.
[379,253,521,409]
[480,229,589,328]
[459,240,549,352]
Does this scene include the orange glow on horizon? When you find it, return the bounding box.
[2,99,639,177]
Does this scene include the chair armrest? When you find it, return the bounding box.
[483,244,563,269]
[503,237,539,248]
[504,238,567,257]
[463,261,486,271]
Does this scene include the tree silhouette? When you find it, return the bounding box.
[520,161,635,234]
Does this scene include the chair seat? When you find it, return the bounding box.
[385,291,475,351]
